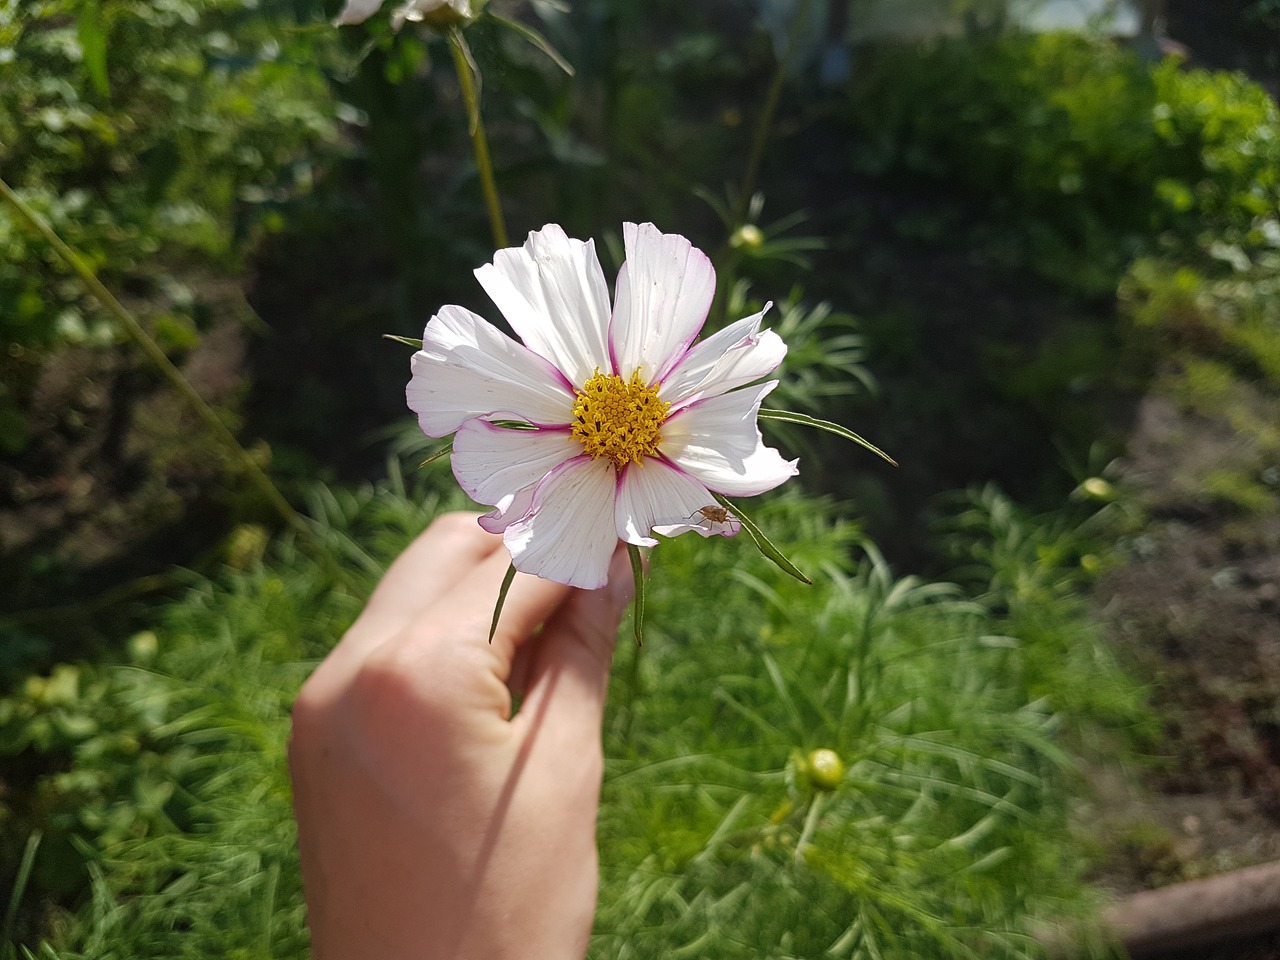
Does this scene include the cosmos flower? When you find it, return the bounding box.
[334,0,472,29]
[407,222,799,589]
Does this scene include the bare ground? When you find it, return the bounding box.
[1087,383,1280,902]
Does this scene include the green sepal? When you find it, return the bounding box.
[626,543,646,647]
[488,562,518,644]
[713,493,812,585]
[382,334,424,348]
[490,420,538,430]
[758,408,897,466]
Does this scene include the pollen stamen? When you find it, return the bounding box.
[571,368,669,470]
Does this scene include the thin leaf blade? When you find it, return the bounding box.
[759,408,897,466]
[383,334,423,348]
[488,12,575,75]
[488,562,518,643]
[713,494,811,584]
[627,543,645,646]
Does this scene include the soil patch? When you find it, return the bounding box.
[1088,387,1280,902]
[0,276,252,662]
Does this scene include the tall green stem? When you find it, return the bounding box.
[449,28,509,250]
[0,175,307,538]
[734,0,812,228]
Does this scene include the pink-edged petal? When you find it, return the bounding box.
[609,222,716,385]
[651,511,742,539]
[659,304,786,410]
[392,0,470,27]
[503,456,619,589]
[613,458,733,547]
[661,381,799,496]
[478,483,536,535]
[407,304,575,437]
[334,0,383,24]
[451,421,580,506]
[474,224,611,388]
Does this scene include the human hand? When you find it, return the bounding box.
[289,512,632,960]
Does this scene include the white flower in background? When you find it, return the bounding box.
[334,0,472,29]
[407,222,799,589]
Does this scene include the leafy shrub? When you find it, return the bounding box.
[1121,245,1280,388]
[0,0,336,452]
[842,33,1280,293]
[1117,247,1280,516]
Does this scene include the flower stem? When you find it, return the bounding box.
[734,0,812,228]
[794,792,826,863]
[0,175,307,539]
[449,28,509,250]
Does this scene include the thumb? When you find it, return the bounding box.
[519,545,632,740]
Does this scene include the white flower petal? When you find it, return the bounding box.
[474,224,611,388]
[451,421,580,506]
[651,512,742,539]
[609,223,716,385]
[334,0,384,24]
[503,456,619,589]
[407,304,575,437]
[478,483,537,535]
[662,381,799,496]
[392,0,469,25]
[659,304,785,409]
[613,458,728,547]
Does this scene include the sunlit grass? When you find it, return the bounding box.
[3,470,1143,959]
[593,492,1131,958]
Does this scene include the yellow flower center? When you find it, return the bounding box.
[571,368,669,470]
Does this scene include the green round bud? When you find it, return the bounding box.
[1080,477,1113,500]
[806,748,845,791]
[129,630,159,664]
[730,224,765,250]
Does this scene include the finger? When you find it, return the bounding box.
[515,545,630,744]
[327,543,576,733]
[471,545,575,675]
[338,512,502,659]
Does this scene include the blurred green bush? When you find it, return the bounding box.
[843,33,1280,294]
[0,0,336,454]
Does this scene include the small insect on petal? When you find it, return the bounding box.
[684,504,741,537]
[688,504,733,524]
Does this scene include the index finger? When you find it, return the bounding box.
[335,512,504,664]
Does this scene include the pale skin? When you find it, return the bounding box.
[289,512,632,960]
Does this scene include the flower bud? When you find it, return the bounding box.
[730,224,765,251]
[805,748,845,791]
[1080,477,1113,500]
[396,0,474,29]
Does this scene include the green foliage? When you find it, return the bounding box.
[767,287,877,410]
[0,473,1145,958]
[936,484,1152,739]
[594,492,1133,958]
[1116,243,1280,518]
[0,469,464,957]
[843,34,1280,293]
[1122,245,1280,389]
[0,0,336,451]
